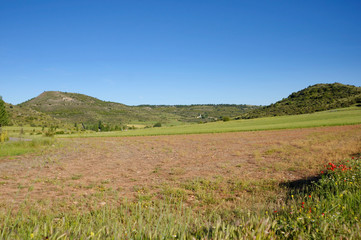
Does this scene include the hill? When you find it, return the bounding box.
[5,102,62,127]
[19,91,258,127]
[242,83,361,119]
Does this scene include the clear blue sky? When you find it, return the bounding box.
[1,0,360,105]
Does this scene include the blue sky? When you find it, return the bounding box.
[1,0,360,105]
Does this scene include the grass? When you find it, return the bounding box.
[0,138,56,157]
[57,106,361,138]
[1,107,360,238]
[0,156,360,239]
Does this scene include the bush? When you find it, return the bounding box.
[222,116,230,122]
[153,122,162,127]
[0,131,9,142]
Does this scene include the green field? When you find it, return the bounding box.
[58,106,361,138]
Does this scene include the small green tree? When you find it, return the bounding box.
[0,97,9,128]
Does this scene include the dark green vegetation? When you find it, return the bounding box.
[242,83,361,119]
[0,97,9,127]
[1,157,360,239]
[19,91,258,128]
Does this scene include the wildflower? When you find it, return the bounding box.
[308,195,311,198]
[302,202,305,205]
[30,233,34,239]
[322,213,325,216]
[274,210,277,213]
[340,194,343,197]
[90,232,94,237]
[172,234,177,238]
[291,195,294,198]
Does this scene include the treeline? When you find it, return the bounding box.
[242,83,361,119]
[77,121,126,132]
[138,104,260,123]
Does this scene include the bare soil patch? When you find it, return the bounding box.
[0,125,360,206]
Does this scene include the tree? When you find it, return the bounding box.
[0,97,9,128]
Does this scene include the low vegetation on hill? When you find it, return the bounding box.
[18,91,258,127]
[5,103,62,127]
[242,83,361,119]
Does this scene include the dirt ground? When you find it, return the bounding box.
[0,125,360,206]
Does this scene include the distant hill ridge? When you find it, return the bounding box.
[4,83,360,127]
[242,83,361,119]
[19,91,258,126]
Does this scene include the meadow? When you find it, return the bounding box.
[59,106,361,138]
[0,107,360,239]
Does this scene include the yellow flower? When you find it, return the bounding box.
[90,232,94,237]
[340,194,343,197]
[30,233,34,239]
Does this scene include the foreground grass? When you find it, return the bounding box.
[1,156,360,239]
[0,138,56,157]
[59,107,361,138]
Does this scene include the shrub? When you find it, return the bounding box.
[153,122,162,127]
[222,116,230,122]
[0,131,9,142]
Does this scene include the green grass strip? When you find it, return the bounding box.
[59,107,361,138]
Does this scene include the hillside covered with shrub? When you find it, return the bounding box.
[18,91,258,127]
[242,83,361,119]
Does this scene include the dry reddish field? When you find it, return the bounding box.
[0,125,360,208]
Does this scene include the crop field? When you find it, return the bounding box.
[0,124,361,239]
